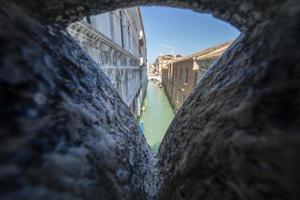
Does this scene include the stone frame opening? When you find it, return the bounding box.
[0,1,299,200]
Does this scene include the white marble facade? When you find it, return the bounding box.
[68,7,147,117]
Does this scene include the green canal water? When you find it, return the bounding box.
[138,81,175,153]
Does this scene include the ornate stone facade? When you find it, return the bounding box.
[67,7,147,117]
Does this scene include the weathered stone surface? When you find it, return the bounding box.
[1,0,300,200]
[0,3,154,200]
[9,0,288,32]
[156,3,300,200]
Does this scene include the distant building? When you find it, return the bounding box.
[68,7,147,117]
[147,63,155,74]
[153,54,182,77]
[162,42,232,112]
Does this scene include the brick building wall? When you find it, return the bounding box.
[162,42,232,112]
[171,59,197,111]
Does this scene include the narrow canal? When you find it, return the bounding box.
[139,81,175,153]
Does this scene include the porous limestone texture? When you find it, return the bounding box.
[156,1,300,199]
[1,0,300,200]
[0,3,154,200]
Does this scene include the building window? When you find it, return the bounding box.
[194,71,198,86]
[109,12,115,41]
[86,16,91,24]
[175,68,177,79]
[128,25,131,50]
[180,68,182,80]
[185,68,189,84]
[119,11,124,48]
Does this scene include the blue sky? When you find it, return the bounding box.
[140,6,240,63]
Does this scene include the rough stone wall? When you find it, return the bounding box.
[0,3,154,200]
[1,0,300,200]
[9,0,276,31]
[156,4,300,199]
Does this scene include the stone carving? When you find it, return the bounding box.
[113,51,119,66]
[103,50,110,65]
[121,56,127,66]
[1,0,300,200]
[68,22,136,68]
[68,20,147,115]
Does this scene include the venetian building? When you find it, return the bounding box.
[68,7,147,117]
[162,42,232,112]
[195,41,232,82]
[153,54,182,77]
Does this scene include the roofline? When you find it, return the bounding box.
[172,41,233,64]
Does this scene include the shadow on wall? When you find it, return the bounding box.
[0,0,299,200]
